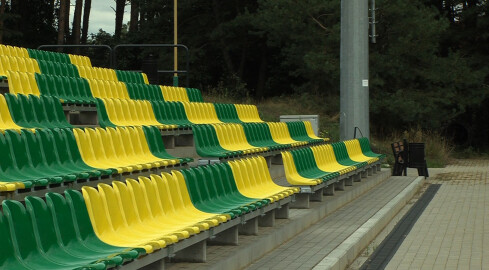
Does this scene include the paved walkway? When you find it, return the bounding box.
[245,176,417,270]
[386,159,489,270]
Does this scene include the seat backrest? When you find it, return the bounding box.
[2,200,38,260]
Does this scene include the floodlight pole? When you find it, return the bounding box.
[173,0,178,86]
[340,0,369,140]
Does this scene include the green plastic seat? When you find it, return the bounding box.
[0,212,30,269]
[214,103,242,123]
[181,163,267,219]
[358,137,386,159]
[241,123,289,151]
[35,73,96,105]
[290,148,338,181]
[115,69,146,84]
[192,124,240,158]
[22,129,76,182]
[0,132,47,188]
[3,129,63,184]
[150,101,192,128]
[4,93,73,129]
[36,59,80,77]
[186,88,203,102]
[142,125,193,163]
[50,128,106,178]
[285,121,324,144]
[2,199,106,269]
[40,95,74,128]
[0,129,109,190]
[0,190,142,269]
[331,142,368,168]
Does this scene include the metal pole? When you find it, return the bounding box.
[173,0,179,86]
[371,0,377,43]
[340,0,370,140]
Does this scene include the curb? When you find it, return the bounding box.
[312,176,425,270]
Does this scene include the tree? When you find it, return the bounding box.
[72,0,83,45]
[369,0,486,132]
[0,0,6,44]
[114,0,126,40]
[81,0,92,44]
[129,0,139,33]
[57,0,68,45]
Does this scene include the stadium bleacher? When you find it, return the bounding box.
[0,44,384,269]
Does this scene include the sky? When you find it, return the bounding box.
[70,0,131,35]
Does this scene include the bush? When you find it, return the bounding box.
[372,127,453,168]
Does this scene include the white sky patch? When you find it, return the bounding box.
[69,0,131,35]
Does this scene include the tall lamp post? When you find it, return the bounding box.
[173,0,178,86]
[339,0,369,140]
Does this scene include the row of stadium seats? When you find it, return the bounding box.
[8,71,204,103]
[282,138,385,185]
[0,126,189,192]
[0,94,319,158]
[0,44,91,69]
[192,122,325,158]
[31,48,92,67]
[0,55,150,86]
[97,98,263,127]
[0,94,71,132]
[0,156,298,269]
[125,81,202,102]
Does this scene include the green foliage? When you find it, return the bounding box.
[3,0,57,48]
[372,127,453,168]
[370,0,487,132]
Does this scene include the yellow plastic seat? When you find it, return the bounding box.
[0,181,25,192]
[267,122,305,147]
[7,45,29,58]
[303,121,329,141]
[128,177,200,236]
[79,66,117,81]
[142,73,149,84]
[344,139,378,164]
[160,85,190,102]
[74,127,145,173]
[101,98,175,130]
[228,156,299,203]
[82,172,230,254]
[88,79,129,99]
[0,55,11,76]
[170,170,230,222]
[113,179,188,242]
[1,56,40,74]
[77,65,91,78]
[281,151,322,186]
[212,123,267,154]
[7,71,41,96]
[150,172,228,228]
[82,185,165,254]
[311,144,356,175]
[0,45,7,56]
[0,94,23,133]
[181,101,222,124]
[69,54,92,67]
[235,104,263,122]
[74,127,134,173]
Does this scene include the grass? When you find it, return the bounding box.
[371,128,453,168]
[204,93,453,168]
